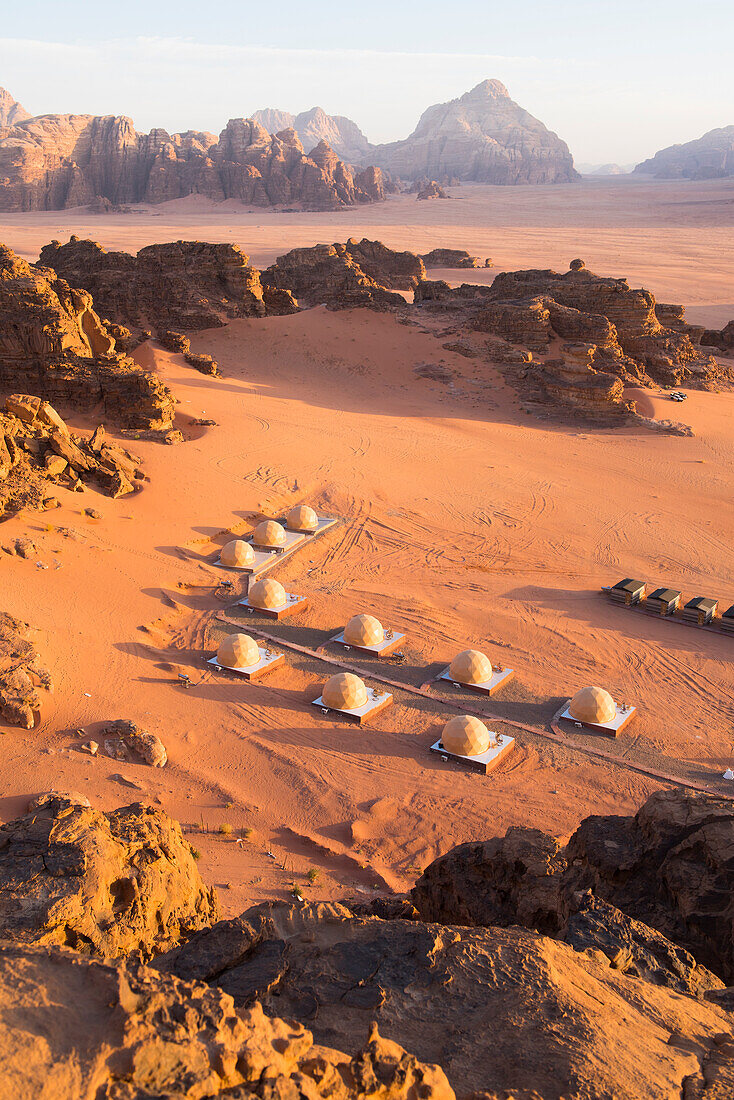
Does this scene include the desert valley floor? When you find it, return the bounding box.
[2,178,734,916]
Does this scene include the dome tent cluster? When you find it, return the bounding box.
[210,501,633,767]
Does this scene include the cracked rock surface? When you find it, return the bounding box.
[157,900,734,1099]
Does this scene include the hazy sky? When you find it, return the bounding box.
[2,1,733,165]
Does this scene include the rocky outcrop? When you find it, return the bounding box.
[0,245,174,428]
[101,718,167,767]
[421,248,486,269]
[0,612,52,729]
[0,113,385,211]
[253,106,374,164]
[344,238,425,289]
[0,86,29,129]
[370,80,578,184]
[159,901,734,1099]
[47,236,266,326]
[412,788,734,986]
[480,263,724,386]
[417,181,448,199]
[635,125,734,179]
[418,259,729,391]
[39,237,298,338]
[262,243,407,309]
[0,395,147,514]
[701,318,734,352]
[0,801,218,958]
[0,943,452,1100]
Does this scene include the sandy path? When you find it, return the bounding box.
[2,297,733,915]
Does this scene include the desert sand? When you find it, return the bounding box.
[1,178,733,917]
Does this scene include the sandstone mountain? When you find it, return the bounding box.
[635,124,734,179]
[0,113,385,211]
[369,79,578,184]
[253,106,373,163]
[0,86,29,128]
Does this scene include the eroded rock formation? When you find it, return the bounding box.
[0,245,174,428]
[0,612,52,729]
[421,248,486,269]
[0,86,29,129]
[158,900,734,1099]
[0,395,146,516]
[39,237,298,338]
[253,106,374,164]
[0,113,385,211]
[0,800,218,958]
[412,788,734,986]
[262,243,408,309]
[344,238,425,289]
[416,260,732,413]
[0,943,452,1100]
[370,80,578,184]
[635,125,734,179]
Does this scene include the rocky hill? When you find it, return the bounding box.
[1,789,734,1097]
[0,86,29,128]
[635,125,734,179]
[369,79,578,184]
[253,106,373,163]
[0,113,385,212]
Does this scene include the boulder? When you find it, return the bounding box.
[421,248,484,269]
[0,801,217,957]
[0,942,453,1100]
[417,181,448,199]
[158,901,734,1099]
[102,718,167,767]
[0,394,147,516]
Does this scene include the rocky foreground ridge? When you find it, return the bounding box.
[0,100,386,212]
[0,789,732,1098]
[635,124,734,179]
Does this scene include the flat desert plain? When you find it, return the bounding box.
[1,178,733,915]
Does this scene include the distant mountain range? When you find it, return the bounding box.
[256,81,578,185]
[634,126,734,179]
[0,79,580,211]
[252,107,372,165]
